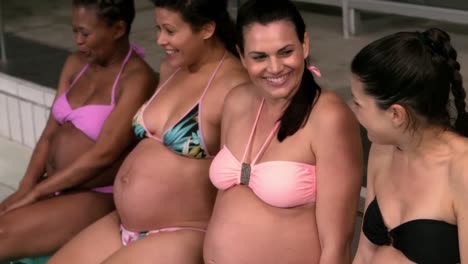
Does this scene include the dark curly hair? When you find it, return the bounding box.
[73,0,135,35]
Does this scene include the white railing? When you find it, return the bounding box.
[0,72,54,148]
[295,0,468,37]
[345,0,468,36]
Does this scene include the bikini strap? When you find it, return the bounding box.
[66,63,90,92]
[138,52,226,146]
[241,98,280,165]
[130,43,145,58]
[144,67,182,107]
[135,67,182,142]
[198,51,227,157]
[199,51,227,101]
[110,47,134,105]
[251,122,280,165]
[241,99,265,163]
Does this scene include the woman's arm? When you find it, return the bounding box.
[21,54,83,187]
[0,111,57,211]
[313,94,363,264]
[217,79,252,148]
[0,54,79,210]
[201,57,250,154]
[452,151,468,263]
[352,144,383,264]
[31,65,157,197]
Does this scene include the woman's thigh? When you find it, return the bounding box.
[0,191,114,259]
[102,229,205,264]
[48,210,122,264]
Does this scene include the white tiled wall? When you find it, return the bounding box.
[0,73,54,148]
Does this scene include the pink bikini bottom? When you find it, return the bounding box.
[91,185,113,193]
[53,185,113,196]
[120,224,206,246]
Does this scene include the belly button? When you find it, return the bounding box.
[121,177,129,184]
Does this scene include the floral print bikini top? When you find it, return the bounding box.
[132,53,226,159]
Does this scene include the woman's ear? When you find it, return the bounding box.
[388,104,408,128]
[200,21,216,40]
[113,20,127,40]
[237,45,246,68]
[302,32,310,59]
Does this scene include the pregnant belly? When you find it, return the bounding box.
[48,123,95,172]
[204,187,321,264]
[47,123,123,188]
[113,139,216,231]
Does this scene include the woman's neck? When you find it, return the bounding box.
[92,39,131,68]
[186,40,227,74]
[262,96,289,118]
[395,125,449,157]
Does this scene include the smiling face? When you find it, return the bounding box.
[239,20,309,100]
[72,6,118,63]
[350,74,404,145]
[154,7,212,68]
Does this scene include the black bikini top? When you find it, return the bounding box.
[362,197,460,264]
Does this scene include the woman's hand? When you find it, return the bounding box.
[0,181,35,213]
[0,188,39,215]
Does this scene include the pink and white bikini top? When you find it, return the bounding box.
[52,47,134,141]
[210,99,317,208]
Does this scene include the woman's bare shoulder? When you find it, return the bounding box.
[450,136,468,186]
[129,55,158,78]
[214,54,250,92]
[447,135,468,216]
[56,52,89,93]
[63,52,89,75]
[158,59,179,84]
[368,143,393,167]
[223,81,255,117]
[308,89,357,133]
[111,54,158,98]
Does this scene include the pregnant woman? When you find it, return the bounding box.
[0,0,156,261]
[49,0,249,263]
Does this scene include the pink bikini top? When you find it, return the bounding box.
[210,99,317,208]
[52,47,133,141]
